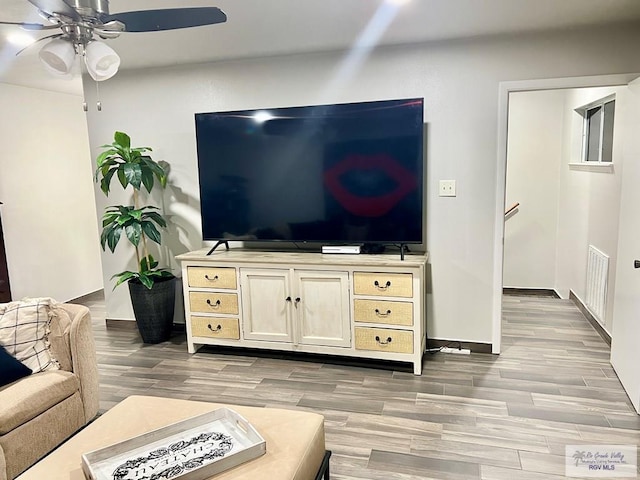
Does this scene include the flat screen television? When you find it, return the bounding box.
[194,98,424,248]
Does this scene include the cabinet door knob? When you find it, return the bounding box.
[295,297,301,305]
[285,296,292,302]
[635,260,640,269]
[374,280,391,290]
[375,335,393,345]
[375,309,392,317]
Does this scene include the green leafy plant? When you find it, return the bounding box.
[95,131,174,289]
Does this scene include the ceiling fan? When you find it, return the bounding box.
[0,0,227,81]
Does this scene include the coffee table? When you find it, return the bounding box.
[17,395,330,480]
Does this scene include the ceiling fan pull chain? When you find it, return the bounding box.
[79,47,88,112]
[78,47,102,112]
[95,80,101,111]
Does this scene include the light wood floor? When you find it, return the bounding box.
[80,292,640,480]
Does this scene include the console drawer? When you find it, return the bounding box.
[191,316,240,339]
[189,292,239,315]
[354,327,413,354]
[354,299,413,326]
[353,272,413,297]
[187,266,237,289]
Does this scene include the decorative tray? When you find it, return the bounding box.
[81,408,266,480]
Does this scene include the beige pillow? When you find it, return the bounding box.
[0,297,60,373]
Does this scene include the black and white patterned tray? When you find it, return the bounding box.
[81,408,266,480]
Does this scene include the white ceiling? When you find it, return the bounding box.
[2,0,640,95]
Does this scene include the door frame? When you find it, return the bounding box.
[491,73,640,353]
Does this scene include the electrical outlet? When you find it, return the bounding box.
[439,180,456,197]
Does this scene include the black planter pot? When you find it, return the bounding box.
[128,276,176,344]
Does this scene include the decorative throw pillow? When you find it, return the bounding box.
[0,345,32,387]
[0,298,60,374]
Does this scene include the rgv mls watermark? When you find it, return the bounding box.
[566,445,637,477]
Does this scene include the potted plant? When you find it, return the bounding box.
[95,131,175,344]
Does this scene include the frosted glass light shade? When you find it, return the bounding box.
[85,41,121,81]
[39,38,76,75]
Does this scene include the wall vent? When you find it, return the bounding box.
[585,245,609,325]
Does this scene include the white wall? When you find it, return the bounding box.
[555,86,625,334]
[504,90,565,289]
[84,24,640,344]
[0,83,103,302]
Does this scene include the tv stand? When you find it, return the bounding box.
[176,248,428,374]
[207,240,229,255]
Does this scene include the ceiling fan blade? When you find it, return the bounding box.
[26,0,79,20]
[101,7,227,33]
[0,21,57,30]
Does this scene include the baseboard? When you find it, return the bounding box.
[427,338,493,354]
[69,289,105,304]
[569,290,611,346]
[503,287,560,298]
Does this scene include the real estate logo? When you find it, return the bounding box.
[566,445,637,478]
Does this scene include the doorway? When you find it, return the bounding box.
[503,85,624,340]
[491,73,640,353]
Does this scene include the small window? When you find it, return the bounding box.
[577,95,615,163]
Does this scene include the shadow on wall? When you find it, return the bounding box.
[158,161,202,273]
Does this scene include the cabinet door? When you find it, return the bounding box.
[241,269,293,343]
[294,270,351,348]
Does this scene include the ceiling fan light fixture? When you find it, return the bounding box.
[39,38,76,75]
[85,40,120,81]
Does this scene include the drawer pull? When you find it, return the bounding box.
[204,274,219,282]
[374,280,392,290]
[206,299,222,308]
[375,309,392,317]
[375,335,393,345]
[207,324,222,333]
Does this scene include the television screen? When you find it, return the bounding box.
[194,98,424,246]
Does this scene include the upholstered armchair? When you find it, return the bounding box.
[0,303,99,480]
